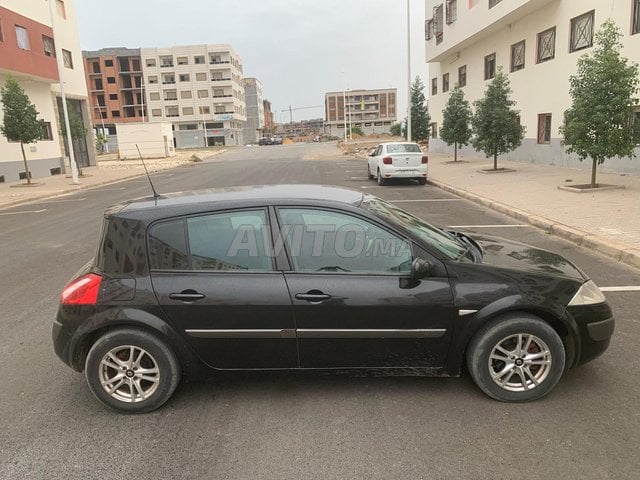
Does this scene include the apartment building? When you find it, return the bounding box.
[141,44,246,147]
[82,48,145,150]
[0,0,94,182]
[243,77,264,144]
[425,0,640,174]
[263,99,275,135]
[324,88,397,137]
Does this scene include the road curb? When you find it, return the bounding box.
[427,177,640,271]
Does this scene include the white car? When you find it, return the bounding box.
[367,142,428,186]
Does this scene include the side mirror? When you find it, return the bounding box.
[368,150,375,156]
[411,258,432,279]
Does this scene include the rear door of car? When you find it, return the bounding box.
[148,208,298,369]
[276,206,455,369]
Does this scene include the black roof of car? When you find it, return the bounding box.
[106,184,365,220]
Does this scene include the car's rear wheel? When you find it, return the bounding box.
[466,313,565,402]
[377,169,386,186]
[85,328,180,413]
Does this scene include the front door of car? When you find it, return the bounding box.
[148,208,298,369]
[277,207,455,369]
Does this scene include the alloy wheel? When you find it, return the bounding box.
[98,345,160,403]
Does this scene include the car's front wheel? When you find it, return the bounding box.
[85,328,181,413]
[466,313,565,402]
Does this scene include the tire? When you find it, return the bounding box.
[85,328,181,413]
[377,169,386,186]
[466,313,565,402]
[417,178,427,185]
[368,164,374,180]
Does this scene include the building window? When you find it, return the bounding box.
[446,0,457,24]
[194,55,205,64]
[634,0,640,35]
[62,49,73,68]
[149,92,160,101]
[433,4,444,44]
[15,26,29,50]
[179,74,190,82]
[489,0,502,7]
[111,110,121,118]
[40,122,53,140]
[42,35,55,57]
[109,94,118,100]
[198,89,209,98]
[107,77,116,84]
[177,56,188,65]
[431,77,438,95]
[183,107,194,115]
[148,76,158,84]
[152,109,162,117]
[537,27,556,63]
[537,113,552,144]
[199,106,210,114]
[164,90,177,101]
[430,123,438,138]
[425,19,433,40]
[0,20,4,43]
[146,58,156,67]
[56,0,66,19]
[442,73,450,92]
[181,90,192,99]
[458,65,467,87]
[103,59,113,67]
[570,11,595,52]
[510,40,525,72]
[196,72,207,81]
[166,107,179,117]
[484,53,496,80]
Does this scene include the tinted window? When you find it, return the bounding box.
[385,143,421,153]
[187,210,272,271]
[279,208,411,274]
[148,219,189,270]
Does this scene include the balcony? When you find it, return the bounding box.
[160,63,174,68]
[210,60,230,65]
[212,94,233,98]
[211,78,232,82]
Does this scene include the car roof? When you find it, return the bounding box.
[107,184,365,219]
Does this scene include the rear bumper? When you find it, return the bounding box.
[380,166,427,178]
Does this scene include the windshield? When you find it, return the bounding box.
[364,196,468,260]
[386,143,422,154]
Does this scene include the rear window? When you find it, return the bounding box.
[385,143,422,154]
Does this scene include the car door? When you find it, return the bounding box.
[148,208,298,369]
[369,145,382,175]
[277,207,456,369]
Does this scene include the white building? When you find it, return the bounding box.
[140,44,246,148]
[425,0,640,174]
[243,78,264,144]
[0,0,94,182]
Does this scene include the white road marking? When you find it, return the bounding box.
[0,209,47,216]
[393,199,462,203]
[42,197,87,203]
[95,187,126,191]
[447,224,531,228]
[350,177,369,180]
[600,286,640,292]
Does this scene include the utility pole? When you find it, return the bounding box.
[288,105,293,123]
[96,102,108,153]
[342,90,347,142]
[406,0,412,142]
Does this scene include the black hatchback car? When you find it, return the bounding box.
[53,185,614,413]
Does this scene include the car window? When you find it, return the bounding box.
[148,210,273,271]
[279,208,412,274]
[374,146,382,156]
[385,143,422,154]
[187,210,272,271]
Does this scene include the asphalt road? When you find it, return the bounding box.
[1,142,638,479]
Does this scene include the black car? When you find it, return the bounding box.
[53,185,614,413]
[258,137,273,146]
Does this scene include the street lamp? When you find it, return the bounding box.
[406,0,412,142]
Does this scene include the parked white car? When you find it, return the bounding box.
[367,142,428,186]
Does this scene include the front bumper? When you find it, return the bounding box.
[567,302,615,366]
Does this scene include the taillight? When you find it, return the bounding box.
[383,156,393,165]
[60,273,102,305]
[422,156,429,164]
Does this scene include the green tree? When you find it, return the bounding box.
[440,86,472,162]
[560,19,639,188]
[60,101,87,142]
[471,69,524,170]
[390,122,403,137]
[0,77,44,184]
[409,76,430,141]
[348,125,365,137]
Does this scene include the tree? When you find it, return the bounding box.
[390,122,403,137]
[409,76,431,141]
[348,125,365,137]
[471,69,524,170]
[440,86,472,162]
[560,19,639,188]
[0,77,43,184]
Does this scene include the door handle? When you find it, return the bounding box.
[295,291,332,303]
[169,291,205,302]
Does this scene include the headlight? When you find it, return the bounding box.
[568,280,606,306]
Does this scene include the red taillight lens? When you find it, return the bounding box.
[60,273,102,305]
[422,156,429,164]
[383,156,393,165]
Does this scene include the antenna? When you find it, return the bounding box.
[136,144,160,198]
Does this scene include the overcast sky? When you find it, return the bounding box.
[75,0,427,123]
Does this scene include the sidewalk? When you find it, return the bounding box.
[427,151,640,269]
[0,149,225,209]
